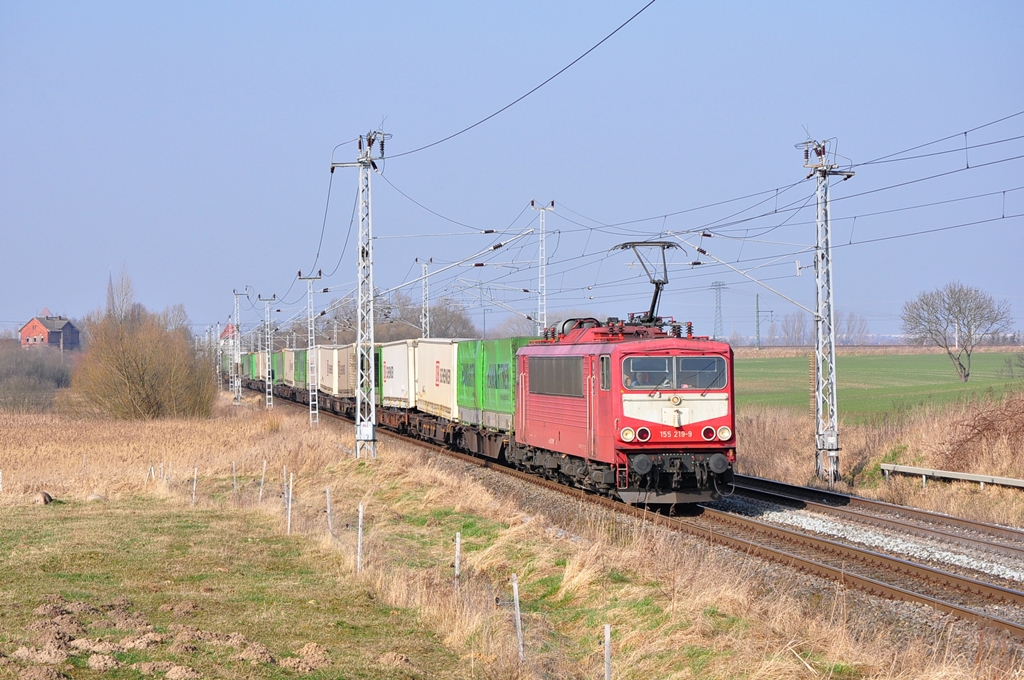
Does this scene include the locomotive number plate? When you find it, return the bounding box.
[660,430,693,438]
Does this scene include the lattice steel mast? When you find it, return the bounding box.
[258,294,275,409]
[802,140,854,487]
[712,281,726,340]
[231,290,244,405]
[332,131,389,458]
[531,200,554,335]
[419,258,431,338]
[299,270,321,426]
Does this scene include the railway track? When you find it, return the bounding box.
[270,394,1024,640]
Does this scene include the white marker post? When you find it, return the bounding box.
[357,502,364,574]
[258,459,267,504]
[325,487,333,536]
[604,624,611,680]
[287,472,294,535]
[512,574,524,662]
[191,467,198,506]
[455,532,461,588]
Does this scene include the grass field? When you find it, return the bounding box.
[0,496,462,679]
[5,403,1016,678]
[734,351,1021,421]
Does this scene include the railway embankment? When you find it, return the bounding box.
[3,395,1022,678]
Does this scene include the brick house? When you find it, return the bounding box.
[20,313,80,351]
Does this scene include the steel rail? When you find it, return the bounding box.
[736,474,1024,544]
[266,392,1024,639]
[731,483,1024,561]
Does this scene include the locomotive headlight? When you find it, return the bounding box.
[620,427,636,442]
[716,426,732,441]
[701,426,717,441]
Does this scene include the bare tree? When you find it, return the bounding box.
[901,281,1013,382]
[73,271,215,418]
[781,312,809,345]
[837,311,871,345]
[490,314,536,338]
[429,297,480,338]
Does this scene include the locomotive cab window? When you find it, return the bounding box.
[599,355,611,390]
[622,356,727,390]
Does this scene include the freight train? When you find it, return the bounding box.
[231,317,735,504]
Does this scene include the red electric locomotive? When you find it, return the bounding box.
[508,317,734,504]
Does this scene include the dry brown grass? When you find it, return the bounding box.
[736,391,1024,528]
[2,393,1023,678]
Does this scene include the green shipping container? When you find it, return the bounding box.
[457,340,483,426]
[294,349,307,389]
[273,351,285,384]
[481,337,534,432]
[375,345,383,405]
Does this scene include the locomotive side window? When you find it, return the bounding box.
[599,355,610,391]
[622,356,727,390]
[528,356,584,397]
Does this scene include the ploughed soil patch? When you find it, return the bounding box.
[0,496,463,678]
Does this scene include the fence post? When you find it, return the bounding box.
[357,502,364,574]
[326,487,333,535]
[191,467,198,506]
[512,574,524,662]
[258,459,267,504]
[455,532,461,588]
[604,624,611,680]
[287,473,294,535]
[159,463,164,481]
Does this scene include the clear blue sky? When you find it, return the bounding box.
[3,1,1022,340]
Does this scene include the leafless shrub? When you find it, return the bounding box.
[0,343,71,413]
[70,270,215,419]
[939,393,1024,472]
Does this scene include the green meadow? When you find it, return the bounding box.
[734,351,1021,422]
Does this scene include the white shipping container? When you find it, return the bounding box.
[283,349,298,387]
[257,351,270,381]
[337,344,357,398]
[381,340,417,409]
[414,339,462,420]
[318,346,340,396]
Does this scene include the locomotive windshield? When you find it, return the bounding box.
[622,356,727,390]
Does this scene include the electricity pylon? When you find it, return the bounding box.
[258,294,275,410]
[802,139,854,488]
[332,131,389,458]
[711,282,726,340]
[299,270,321,426]
[531,200,554,335]
[231,290,244,405]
